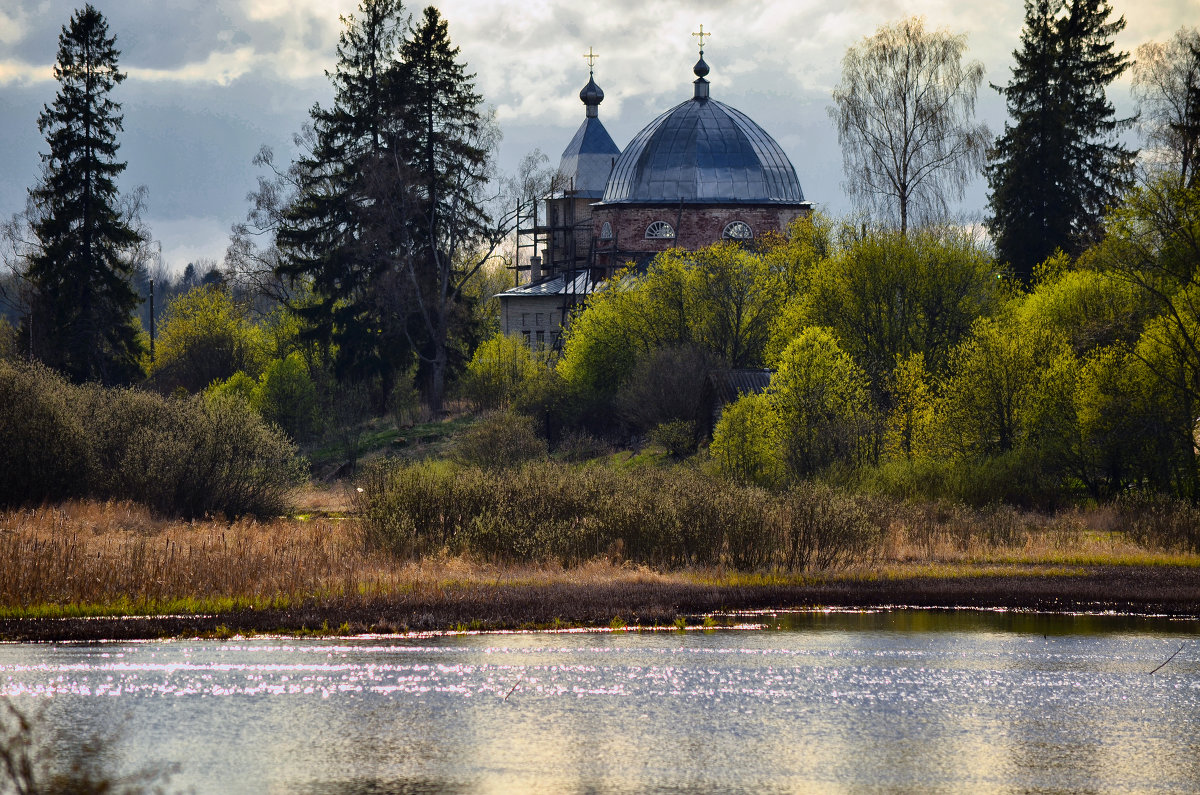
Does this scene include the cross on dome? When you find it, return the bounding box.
[692,24,710,55]
[583,47,599,71]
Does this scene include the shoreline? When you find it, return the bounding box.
[3,564,1199,642]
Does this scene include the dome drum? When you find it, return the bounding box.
[591,203,807,263]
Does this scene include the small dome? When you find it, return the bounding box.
[600,97,806,205]
[579,75,604,106]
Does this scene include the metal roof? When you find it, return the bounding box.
[599,97,806,206]
[496,269,599,299]
[558,116,620,199]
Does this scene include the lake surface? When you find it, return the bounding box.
[2,609,1199,793]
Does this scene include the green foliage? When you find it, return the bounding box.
[0,359,303,517]
[208,370,257,405]
[559,242,786,408]
[451,412,547,469]
[783,227,1002,388]
[1018,263,1150,353]
[0,361,91,504]
[462,332,542,411]
[932,315,1068,460]
[770,327,873,478]
[710,392,783,486]
[255,352,320,441]
[649,420,700,459]
[150,285,268,393]
[22,6,145,385]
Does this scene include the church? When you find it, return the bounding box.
[498,32,811,349]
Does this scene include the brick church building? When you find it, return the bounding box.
[499,37,811,349]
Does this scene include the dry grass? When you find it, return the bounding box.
[0,501,674,616]
[2,497,1197,620]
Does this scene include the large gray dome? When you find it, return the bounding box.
[600,96,805,205]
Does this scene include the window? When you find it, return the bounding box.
[521,312,528,327]
[599,221,613,240]
[535,312,544,326]
[645,221,675,239]
[536,330,545,347]
[722,220,753,240]
[522,330,531,347]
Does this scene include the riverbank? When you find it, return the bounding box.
[4,497,1200,642]
[3,564,1199,641]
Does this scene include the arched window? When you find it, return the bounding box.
[722,220,753,240]
[599,221,613,240]
[645,220,675,239]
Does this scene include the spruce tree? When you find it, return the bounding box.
[276,0,414,394]
[23,4,145,384]
[397,6,492,410]
[986,0,1135,282]
[276,2,497,410]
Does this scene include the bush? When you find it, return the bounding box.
[0,360,303,517]
[356,459,882,571]
[780,482,879,570]
[148,285,269,393]
[1118,492,1200,552]
[462,333,542,411]
[650,419,699,458]
[452,412,547,469]
[255,353,319,441]
[0,361,91,504]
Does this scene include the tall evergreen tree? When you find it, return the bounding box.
[276,0,413,395]
[23,4,145,384]
[276,2,499,410]
[986,0,1135,281]
[396,6,494,410]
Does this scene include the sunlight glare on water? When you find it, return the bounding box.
[1,610,1198,794]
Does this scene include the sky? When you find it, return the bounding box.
[0,0,1195,272]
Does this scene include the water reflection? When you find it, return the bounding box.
[0,610,1197,793]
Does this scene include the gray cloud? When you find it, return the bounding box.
[0,0,1191,269]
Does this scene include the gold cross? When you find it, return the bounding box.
[583,47,599,69]
[692,25,710,53]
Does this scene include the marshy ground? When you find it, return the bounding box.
[3,492,1198,642]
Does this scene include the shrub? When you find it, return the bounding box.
[0,360,303,517]
[148,285,268,393]
[356,459,882,571]
[0,361,90,504]
[255,353,320,441]
[462,333,542,411]
[710,392,783,487]
[452,412,547,469]
[650,419,699,458]
[780,482,879,570]
[615,345,715,436]
[1118,492,1200,552]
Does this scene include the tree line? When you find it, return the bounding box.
[2,0,1198,508]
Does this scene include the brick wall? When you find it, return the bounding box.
[591,204,809,261]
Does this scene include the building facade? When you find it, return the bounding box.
[499,43,811,347]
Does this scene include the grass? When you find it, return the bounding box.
[2,495,1198,629]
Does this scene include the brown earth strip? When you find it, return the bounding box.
[2,565,1198,642]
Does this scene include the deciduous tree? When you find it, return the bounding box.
[830,17,988,234]
[1133,27,1200,187]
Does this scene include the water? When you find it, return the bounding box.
[2,610,1198,793]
